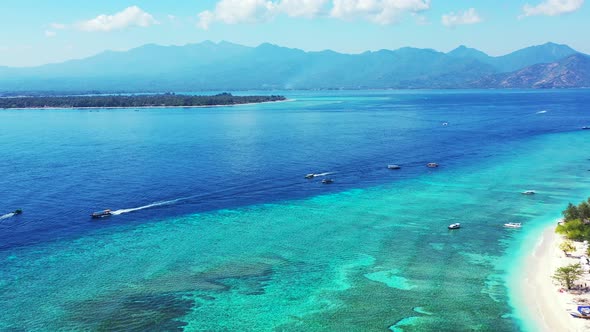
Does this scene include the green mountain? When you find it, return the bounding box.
[0,41,587,92]
[471,54,590,88]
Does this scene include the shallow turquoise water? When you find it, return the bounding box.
[1,90,590,331]
[2,129,590,331]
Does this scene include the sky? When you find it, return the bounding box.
[0,0,588,67]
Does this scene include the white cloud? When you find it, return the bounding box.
[441,8,482,27]
[197,0,427,29]
[77,6,158,32]
[330,0,431,24]
[278,0,330,17]
[44,30,57,37]
[522,0,584,17]
[198,0,276,29]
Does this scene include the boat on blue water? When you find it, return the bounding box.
[322,179,334,184]
[521,190,536,195]
[582,126,590,130]
[427,162,439,168]
[388,164,401,170]
[448,223,461,230]
[504,222,522,228]
[91,209,112,219]
[13,209,22,215]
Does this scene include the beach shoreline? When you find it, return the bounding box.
[514,223,590,331]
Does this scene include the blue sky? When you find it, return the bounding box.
[0,0,588,67]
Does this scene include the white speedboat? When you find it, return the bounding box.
[387,164,401,170]
[504,222,522,228]
[448,223,461,230]
[521,190,536,195]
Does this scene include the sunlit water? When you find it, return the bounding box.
[1,90,590,331]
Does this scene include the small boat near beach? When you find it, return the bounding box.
[91,209,112,219]
[387,164,401,170]
[521,190,536,195]
[322,179,334,184]
[582,126,590,130]
[427,163,439,168]
[504,222,522,228]
[448,223,461,230]
[570,306,590,319]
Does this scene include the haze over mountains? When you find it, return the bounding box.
[0,41,588,92]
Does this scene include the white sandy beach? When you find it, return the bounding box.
[519,226,590,332]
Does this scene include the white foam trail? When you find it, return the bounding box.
[314,172,334,177]
[536,110,548,114]
[0,213,15,220]
[110,199,182,216]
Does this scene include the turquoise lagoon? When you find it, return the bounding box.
[1,90,590,331]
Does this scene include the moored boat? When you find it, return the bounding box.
[322,179,334,184]
[504,222,522,228]
[427,162,439,168]
[582,126,590,130]
[91,209,112,219]
[448,223,461,230]
[570,306,590,319]
[387,164,401,170]
[521,190,536,195]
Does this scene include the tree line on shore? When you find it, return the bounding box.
[0,93,286,109]
[553,197,590,290]
[556,198,590,241]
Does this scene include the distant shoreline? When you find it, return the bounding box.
[0,93,287,110]
[0,98,293,110]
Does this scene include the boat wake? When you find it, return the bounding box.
[0,212,15,220]
[110,199,183,216]
[314,172,334,177]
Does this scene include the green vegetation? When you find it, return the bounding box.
[0,93,286,109]
[556,197,590,241]
[553,263,584,290]
[559,240,576,256]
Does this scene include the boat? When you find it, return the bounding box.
[570,306,590,319]
[322,179,334,184]
[521,190,536,195]
[91,209,112,219]
[582,126,590,130]
[442,122,449,126]
[448,223,461,230]
[504,222,522,228]
[387,164,401,170]
[13,209,22,215]
[305,173,315,179]
[427,162,439,168]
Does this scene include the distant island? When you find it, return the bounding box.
[0,93,286,109]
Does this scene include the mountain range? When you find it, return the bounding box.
[0,41,588,92]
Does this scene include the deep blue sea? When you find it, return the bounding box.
[1,90,590,331]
